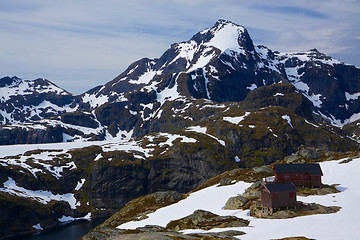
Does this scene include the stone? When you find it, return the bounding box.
[219,177,235,186]
[243,190,261,200]
[271,210,295,219]
[224,196,249,210]
[219,230,246,236]
[247,181,263,190]
[285,154,300,163]
[339,158,353,164]
[252,166,274,175]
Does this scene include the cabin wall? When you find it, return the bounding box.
[260,189,272,208]
[310,175,322,186]
[276,171,323,187]
[276,172,313,186]
[271,191,297,208]
[261,189,297,209]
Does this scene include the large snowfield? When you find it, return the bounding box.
[118,158,360,240]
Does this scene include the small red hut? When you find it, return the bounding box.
[274,163,323,187]
[260,182,298,212]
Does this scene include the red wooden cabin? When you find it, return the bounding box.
[274,163,323,187]
[260,182,298,211]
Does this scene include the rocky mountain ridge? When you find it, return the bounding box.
[1,20,360,144]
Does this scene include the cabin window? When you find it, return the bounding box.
[289,192,294,198]
[273,193,279,199]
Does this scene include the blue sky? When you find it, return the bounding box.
[1,0,359,94]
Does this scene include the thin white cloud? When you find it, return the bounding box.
[0,0,359,94]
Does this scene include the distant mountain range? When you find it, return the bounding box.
[1,19,360,239]
[1,20,360,144]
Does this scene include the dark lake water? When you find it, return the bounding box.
[15,218,107,240]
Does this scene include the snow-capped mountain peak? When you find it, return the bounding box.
[0,76,77,125]
[194,19,252,53]
[79,20,360,127]
[2,20,360,135]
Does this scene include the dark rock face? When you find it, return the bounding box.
[240,83,314,119]
[95,101,140,136]
[0,193,58,239]
[87,162,149,214]
[60,112,99,128]
[0,126,63,145]
[0,192,85,239]
[296,61,360,121]
[86,152,234,214]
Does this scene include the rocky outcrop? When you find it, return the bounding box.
[83,225,244,240]
[284,146,320,163]
[250,201,341,219]
[166,209,249,231]
[297,185,340,196]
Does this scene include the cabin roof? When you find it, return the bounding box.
[262,183,298,193]
[274,163,323,175]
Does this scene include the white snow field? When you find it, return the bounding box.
[118,158,360,240]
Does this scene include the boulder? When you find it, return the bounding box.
[339,158,353,164]
[218,177,235,186]
[224,195,249,210]
[243,190,261,200]
[247,181,263,190]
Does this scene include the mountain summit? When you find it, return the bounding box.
[191,19,254,53]
[88,19,360,124]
